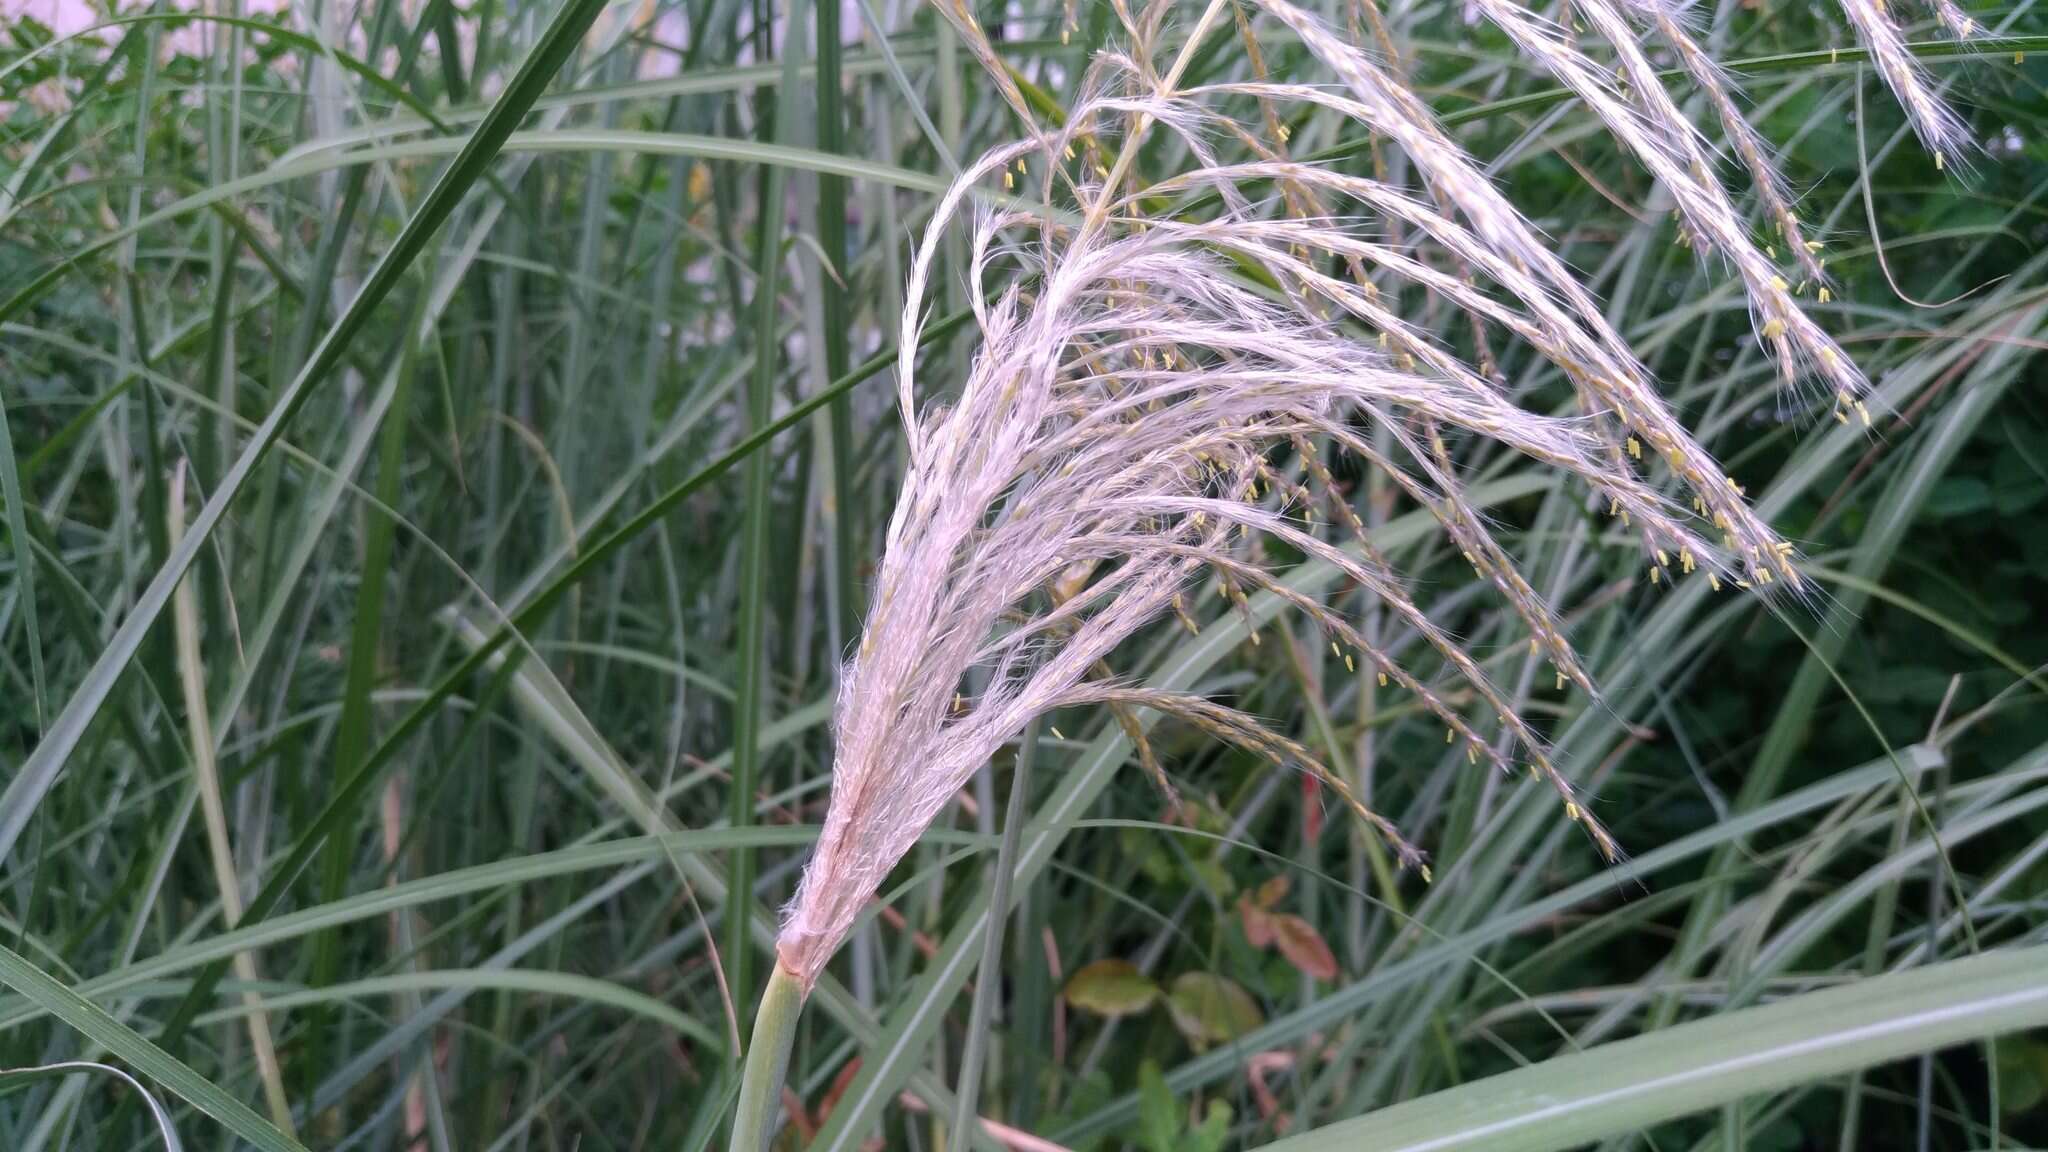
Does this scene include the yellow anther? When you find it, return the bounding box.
[1656,549,1671,566]
[1627,436,1642,459]
[1344,654,1355,672]
[1805,240,1825,253]
[1556,670,1566,691]
[1446,728,1456,744]
[1419,864,1433,884]
[1817,287,1832,304]
[1936,151,1947,172]
[1680,548,1695,574]
[1708,572,1722,591]
[1050,726,1066,740]
[1856,401,1871,426]
[1768,275,1790,293]
[1003,170,1015,190]
[1762,318,1786,339]
[1565,802,1582,822]
[1378,672,1389,687]
[1649,565,1661,585]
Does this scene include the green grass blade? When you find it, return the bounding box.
[0,386,45,734]
[0,942,310,1152]
[1251,947,2048,1152]
[0,0,614,867]
[727,0,807,1037]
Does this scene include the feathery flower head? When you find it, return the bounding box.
[776,0,1821,992]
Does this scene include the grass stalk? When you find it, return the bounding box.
[728,960,805,1152]
[167,463,294,1137]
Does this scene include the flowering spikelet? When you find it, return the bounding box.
[1629,0,1829,288]
[774,0,1812,991]
[1927,0,1978,39]
[1476,0,1864,405]
[1836,0,1973,165]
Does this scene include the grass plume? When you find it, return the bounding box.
[772,0,1840,996]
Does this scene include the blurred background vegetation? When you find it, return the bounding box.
[1,1,2046,1150]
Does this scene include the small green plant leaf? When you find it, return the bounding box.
[1064,959,1161,1018]
[1191,1100,1235,1152]
[1136,1060,1180,1152]
[1167,972,1264,1046]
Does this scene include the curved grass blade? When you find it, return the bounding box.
[0,1061,183,1152]
[0,943,308,1152]
[1252,946,2048,1152]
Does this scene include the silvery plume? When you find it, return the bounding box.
[774,0,1819,993]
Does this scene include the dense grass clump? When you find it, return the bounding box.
[1,1,2045,1151]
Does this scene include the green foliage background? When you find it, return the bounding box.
[1,1,2045,1150]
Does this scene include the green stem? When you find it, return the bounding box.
[729,961,805,1152]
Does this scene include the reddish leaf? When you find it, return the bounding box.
[1253,874,1290,909]
[1273,914,1339,981]
[1301,772,1325,842]
[1239,896,1277,950]
[816,1057,863,1127]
